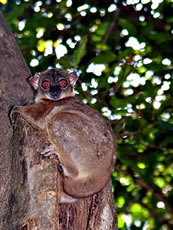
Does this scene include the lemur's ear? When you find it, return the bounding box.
[27,73,41,90]
[68,71,78,87]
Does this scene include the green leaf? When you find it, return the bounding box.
[58,56,72,69]
[90,51,116,64]
[118,19,137,36]
[72,36,88,68]
[158,121,173,131]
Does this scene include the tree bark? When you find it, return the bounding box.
[0,12,117,230]
[0,12,32,229]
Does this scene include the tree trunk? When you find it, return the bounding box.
[0,12,32,229]
[0,12,117,230]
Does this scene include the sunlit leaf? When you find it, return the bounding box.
[72,36,88,67]
[90,51,116,64]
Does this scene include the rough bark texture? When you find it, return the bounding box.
[0,12,32,229]
[9,114,117,230]
[0,12,117,230]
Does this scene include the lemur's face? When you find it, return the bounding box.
[29,68,78,101]
[39,69,72,100]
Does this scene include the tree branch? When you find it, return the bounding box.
[116,167,173,216]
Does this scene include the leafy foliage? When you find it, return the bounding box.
[1,0,173,229]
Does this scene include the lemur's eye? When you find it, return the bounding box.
[59,79,68,88]
[42,81,50,89]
